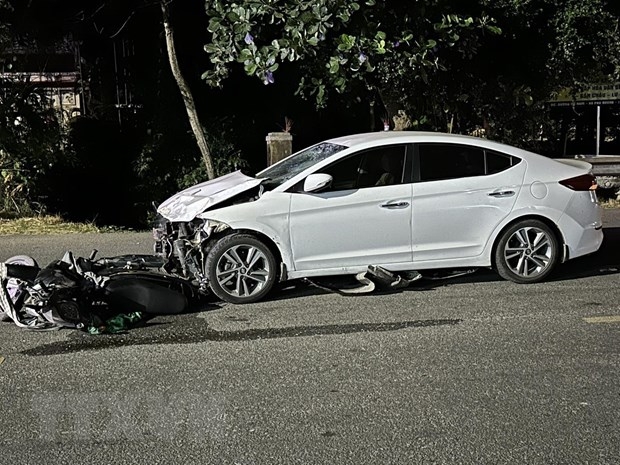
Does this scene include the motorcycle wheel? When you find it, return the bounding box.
[2,255,39,321]
[5,255,38,267]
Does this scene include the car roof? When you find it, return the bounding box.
[325,131,534,156]
[321,131,593,179]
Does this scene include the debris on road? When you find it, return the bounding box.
[305,265,478,295]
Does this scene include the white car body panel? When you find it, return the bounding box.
[195,191,296,269]
[411,162,527,262]
[289,183,413,270]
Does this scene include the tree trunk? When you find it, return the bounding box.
[160,0,215,179]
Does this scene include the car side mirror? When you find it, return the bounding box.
[303,173,333,193]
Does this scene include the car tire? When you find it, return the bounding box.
[494,219,560,284]
[205,233,277,304]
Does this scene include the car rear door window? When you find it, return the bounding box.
[486,150,520,174]
[417,144,521,181]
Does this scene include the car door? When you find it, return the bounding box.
[288,144,413,272]
[411,143,527,262]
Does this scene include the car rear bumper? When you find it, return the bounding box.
[558,193,604,260]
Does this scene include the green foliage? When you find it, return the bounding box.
[203,0,366,91]
[0,0,11,48]
[133,120,249,227]
[202,1,500,109]
[0,82,66,216]
[133,117,248,206]
[201,0,620,152]
[447,0,620,149]
[550,0,620,86]
[481,0,620,89]
[0,0,13,78]
[1,0,618,224]
[177,129,249,190]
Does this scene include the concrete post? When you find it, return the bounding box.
[266,132,292,166]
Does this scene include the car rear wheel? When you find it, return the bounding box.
[205,233,277,304]
[494,219,559,283]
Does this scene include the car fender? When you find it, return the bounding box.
[482,205,566,262]
[196,192,296,273]
[216,219,295,273]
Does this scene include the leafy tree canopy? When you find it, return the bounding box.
[202,0,620,145]
[203,0,499,111]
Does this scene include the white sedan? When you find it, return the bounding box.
[154,131,603,304]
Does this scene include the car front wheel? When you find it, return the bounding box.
[494,219,560,283]
[205,233,277,304]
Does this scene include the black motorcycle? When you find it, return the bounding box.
[0,250,201,332]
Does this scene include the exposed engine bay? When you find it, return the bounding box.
[152,184,263,293]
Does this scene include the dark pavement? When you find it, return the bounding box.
[0,209,618,465]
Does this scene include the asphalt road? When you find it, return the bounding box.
[0,210,619,465]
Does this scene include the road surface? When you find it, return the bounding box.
[0,210,618,464]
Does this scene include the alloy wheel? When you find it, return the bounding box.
[215,244,271,298]
[503,226,554,278]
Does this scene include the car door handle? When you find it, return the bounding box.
[488,190,515,198]
[380,201,410,209]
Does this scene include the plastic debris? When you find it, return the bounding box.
[305,265,423,295]
[87,312,144,335]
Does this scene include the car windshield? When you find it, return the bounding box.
[256,142,347,188]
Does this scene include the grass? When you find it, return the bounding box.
[598,186,620,208]
[0,215,125,235]
[601,197,620,209]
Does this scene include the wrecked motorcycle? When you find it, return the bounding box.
[0,250,200,332]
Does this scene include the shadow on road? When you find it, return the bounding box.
[265,226,620,301]
[550,227,620,281]
[21,318,462,356]
[11,227,617,357]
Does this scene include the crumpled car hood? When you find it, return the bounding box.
[157,170,263,222]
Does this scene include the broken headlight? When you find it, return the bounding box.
[201,219,230,238]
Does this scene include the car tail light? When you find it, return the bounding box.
[559,174,598,191]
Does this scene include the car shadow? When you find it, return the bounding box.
[16,229,616,356]
[548,226,620,282]
[261,226,620,301]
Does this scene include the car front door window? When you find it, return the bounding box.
[320,145,408,191]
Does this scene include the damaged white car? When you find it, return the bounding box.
[153,131,603,304]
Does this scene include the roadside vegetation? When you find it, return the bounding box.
[1,1,619,229]
[600,196,620,209]
[0,215,128,235]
